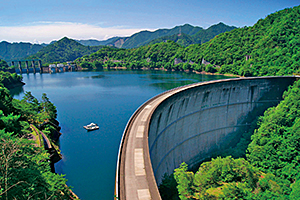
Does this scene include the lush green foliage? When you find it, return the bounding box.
[183,5,300,76]
[0,41,43,61]
[0,83,76,199]
[173,157,286,200]
[105,23,235,49]
[147,33,196,47]
[0,131,72,199]
[0,70,23,89]
[0,59,9,70]
[77,37,123,46]
[147,23,236,47]
[27,37,104,64]
[247,79,300,182]
[76,5,300,77]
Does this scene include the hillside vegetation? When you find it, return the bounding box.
[0,67,77,199]
[0,23,234,63]
[0,41,43,61]
[76,5,300,77]
[187,6,300,76]
[27,37,104,64]
[105,23,236,48]
[147,22,236,47]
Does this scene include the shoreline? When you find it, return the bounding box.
[4,81,25,89]
[80,66,242,78]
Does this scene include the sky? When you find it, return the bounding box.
[0,0,299,44]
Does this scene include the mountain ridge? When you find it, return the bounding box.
[0,22,236,62]
[26,37,104,64]
[75,5,300,77]
[103,22,236,48]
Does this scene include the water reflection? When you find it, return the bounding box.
[90,75,106,79]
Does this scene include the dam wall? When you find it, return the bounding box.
[148,77,297,184]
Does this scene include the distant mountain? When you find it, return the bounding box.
[112,24,203,48]
[76,37,122,46]
[27,37,104,64]
[101,23,236,48]
[0,23,236,62]
[0,41,44,62]
[147,33,195,47]
[48,23,236,50]
[192,22,237,44]
[76,5,300,77]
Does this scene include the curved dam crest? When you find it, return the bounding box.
[116,76,298,200]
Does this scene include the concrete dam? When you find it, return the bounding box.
[115,76,298,200]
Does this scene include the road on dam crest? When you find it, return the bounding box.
[115,76,298,200]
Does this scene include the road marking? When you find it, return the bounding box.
[136,126,144,138]
[137,189,151,200]
[135,148,145,176]
[141,114,148,122]
[145,105,152,109]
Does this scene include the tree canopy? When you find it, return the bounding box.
[75,5,300,77]
[0,72,77,199]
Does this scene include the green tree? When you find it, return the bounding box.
[0,131,73,200]
[41,93,57,120]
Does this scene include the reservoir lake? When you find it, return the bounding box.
[12,70,229,200]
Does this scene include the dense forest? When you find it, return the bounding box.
[75,5,300,77]
[0,60,24,88]
[0,68,77,199]
[27,37,104,65]
[0,41,44,61]
[111,23,236,49]
[147,23,237,47]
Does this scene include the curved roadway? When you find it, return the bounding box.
[115,78,239,200]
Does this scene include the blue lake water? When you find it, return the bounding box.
[12,70,229,200]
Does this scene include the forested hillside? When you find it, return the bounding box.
[27,37,104,64]
[147,33,196,47]
[0,41,44,61]
[0,23,234,64]
[76,37,121,46]
[0,66,77,199]
[104,23,235,49]
[76,5,300,77]
[147,22,237,47]
[187,6,300,76]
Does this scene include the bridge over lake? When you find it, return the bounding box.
[11,59,42,74]
[115,76,298,200]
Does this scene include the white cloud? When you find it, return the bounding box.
[0,22,150,44]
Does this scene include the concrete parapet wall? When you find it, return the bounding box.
[148,77,297,184]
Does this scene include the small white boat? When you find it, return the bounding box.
[83,123,99,131]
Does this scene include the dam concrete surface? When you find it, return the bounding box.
[115,76,298,200]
